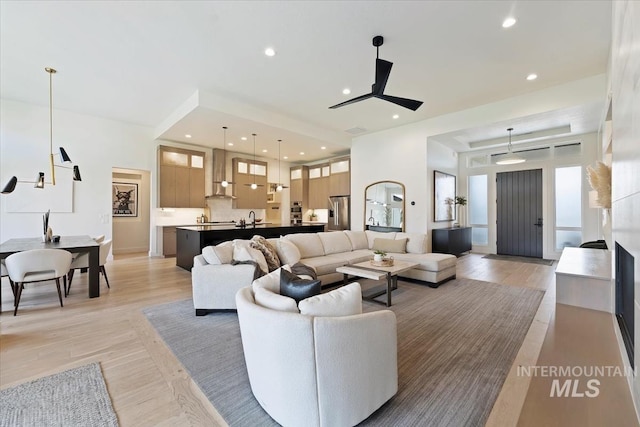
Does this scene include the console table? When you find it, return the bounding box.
[432,227,472,256]
[555,247,612,313]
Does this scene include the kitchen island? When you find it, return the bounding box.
[176,223,325,270]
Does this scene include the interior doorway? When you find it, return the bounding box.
[112,168,150,255]
[496,169,543,258]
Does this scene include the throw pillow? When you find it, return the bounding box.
[202,241,233,265]
[280,269,321,303]
[254,287,299,313]
[276,239,301,265]
[252,265,292,294]
[298,282,363,317]
[372,237,407,254]
[233,244,269,274]
[251,235,281,272]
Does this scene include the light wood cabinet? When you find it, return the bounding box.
[290,166,309,206]
[308,163,330,209]
[163,226,177,257]
[232,157,268,209]
[329,157,350,196]
[159,146,205,208]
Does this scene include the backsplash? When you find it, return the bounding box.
[206,198,266,223]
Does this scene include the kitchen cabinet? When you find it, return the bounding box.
[432,227,472,256]
[290,166,309,206]
[232,157,268,209]
[163,226,177,257]
[308,163,330,209]
[329,157,350,196]
[159,146,205,208]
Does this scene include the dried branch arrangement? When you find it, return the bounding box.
[586,161,611,208]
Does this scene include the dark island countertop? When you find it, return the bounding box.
[175,223,325,270]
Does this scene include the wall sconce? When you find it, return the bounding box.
[1,67,82,194]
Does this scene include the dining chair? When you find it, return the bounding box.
[5,249,73,316]
[66,239,112,296]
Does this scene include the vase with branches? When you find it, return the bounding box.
[455,196,467,227]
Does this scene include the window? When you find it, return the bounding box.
[468,175,488,245]
[555,166,582,251]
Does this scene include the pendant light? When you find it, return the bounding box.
[275,139,289,191]
[213,126,234,187]
[1,67,81,194]
[496,127,525,165]
[245,133,264,189]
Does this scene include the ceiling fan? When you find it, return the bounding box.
[329,35,423,111]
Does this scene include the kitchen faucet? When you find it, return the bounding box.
[249,211,256,227]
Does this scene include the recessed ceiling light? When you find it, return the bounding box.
[321,146,326,150]
[392,114,399,119]
[342,88,351,95]
[299,152,305,155]
[262,149,268,153]
[227,142,234,146]
[502,17,517,28]
[241,137,247,141]
[283,156,288,159]
[265,47,276,57]
[526,73,538,81]
[185,134,192,138]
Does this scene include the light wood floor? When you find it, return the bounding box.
[0,253,637,426]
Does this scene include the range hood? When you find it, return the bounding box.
[206,148,236,199]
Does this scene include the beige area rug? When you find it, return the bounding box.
[0,362,119,427]
[143,278,543,426]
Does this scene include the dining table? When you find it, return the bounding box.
[0,235,101,298]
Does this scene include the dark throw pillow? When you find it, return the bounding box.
[280,268,321,304]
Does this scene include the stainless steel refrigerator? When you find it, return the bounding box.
[328,196,350,231]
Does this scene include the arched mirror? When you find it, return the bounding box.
[364,181,405,232]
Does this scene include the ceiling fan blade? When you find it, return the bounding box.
[375,94,423,111]
[329,93,373,109]
[373,59,392,95]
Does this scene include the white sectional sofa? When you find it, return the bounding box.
[192,230,457,314]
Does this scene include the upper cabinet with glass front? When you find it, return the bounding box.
[159,146,205,208]
[364,181,405,231]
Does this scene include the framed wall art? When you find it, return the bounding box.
[112,182,138,217]
[434,170,456,222]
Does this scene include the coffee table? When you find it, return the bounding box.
[336,260,418,307]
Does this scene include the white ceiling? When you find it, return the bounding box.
[0,1,612,161]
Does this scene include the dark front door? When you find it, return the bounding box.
[496,169,543,258]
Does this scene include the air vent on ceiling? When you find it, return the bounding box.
[345,127,367,135]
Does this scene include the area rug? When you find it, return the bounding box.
[143,279,544,427]
[0,362,119,427]
[483,253,555,266]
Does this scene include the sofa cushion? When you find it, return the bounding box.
[276,239,301,265]
[202,241,233,265]
[298,282,363,317]
[254,287,299,313]
[365,230,396,249]
[393,252,457,271]
[284,233,325,259]
[373,238,407,254]
[234,245,268,274]
[395,232,427,254]
[344,230,368,250]
[252,265,292,294]
[300,255,348,276]
[341,249,373,265]
[280,269,322,303]
[318,231,353,255]
[251,235,281,272]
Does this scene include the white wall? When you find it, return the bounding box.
[1,99,155,245]
[609,0,640,417]
[351,74,606,238]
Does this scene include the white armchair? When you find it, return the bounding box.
[235,286,398,427]
[66,239,112,296]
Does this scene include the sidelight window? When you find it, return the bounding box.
[468,174,488,245]
[555,166,582,251]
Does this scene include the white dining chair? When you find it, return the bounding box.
[66,239,112,296]
[5,249,73,316]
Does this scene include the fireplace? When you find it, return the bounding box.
[616,242,635,368]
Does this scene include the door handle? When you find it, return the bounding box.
[534,218,543,227]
